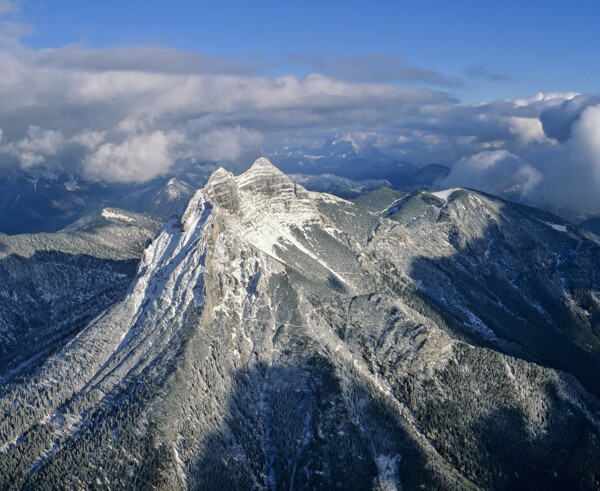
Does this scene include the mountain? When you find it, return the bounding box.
[0,166,111,234]
[271,137,450,192]
[273,136,392,165]
[287,173,391,199]
[0,159,598,489]
[313,137,392,163]
[0,164,214,235]
[112,176,200,219]
[0,142,446,236]
[275,155,449,192]
[0,208,162,379]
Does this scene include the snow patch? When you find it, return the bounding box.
[463,309,497,341]
[375,454,402,490]
[431,188,461,201]
[541,220,567,232]
[101,209,135,222]
[378,195,410,216]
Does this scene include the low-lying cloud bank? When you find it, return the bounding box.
[441,96,600,213]
[0,41,598,214]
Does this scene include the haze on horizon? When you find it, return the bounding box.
[0,0,599,214]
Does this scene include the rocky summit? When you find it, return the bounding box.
[0,158,599,490]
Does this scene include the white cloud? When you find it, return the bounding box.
[196,127,263,162]
[0,1,32,48]
[443,150,542,199]
[442,103,600,213]
[507,117,552,146]
[0,125,64,167]
[0,1,16,17]
[70,131,105,150]
[512,91,578,108]
[0,45,451,180]
[539,94,600,142]
[569,104,600,182]
[538,104,600,211]
[83,130,185,182]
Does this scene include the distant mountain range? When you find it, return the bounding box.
[0,139,450,235]
[3,138,599,239]
[0,159,598,489]
[0,164,213,234]
[271,137,450,191]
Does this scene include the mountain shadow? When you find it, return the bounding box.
[399,191,600,399]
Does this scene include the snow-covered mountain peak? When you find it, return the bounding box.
[236,157,290,194]
[431,187,462,202]
[203,167,239,213]
[196,158,323,261]
[249,156,280,171]
[206,166,234,183]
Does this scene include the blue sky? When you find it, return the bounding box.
[1,0,599,214]
[18,0,600,102]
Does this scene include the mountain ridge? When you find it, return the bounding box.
[0,158,598,489]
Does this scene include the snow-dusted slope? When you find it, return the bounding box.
[0,159,599,490]
[0,208,162,379]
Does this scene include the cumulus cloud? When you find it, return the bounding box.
[70,131,106,150]
[539,94,600,142]
[0,125,64,167]
[570,105,600,177]
[562,105,600,203]
[519,107,600,213]
[0,1,14,16]
[83,130,185,183]
[506,117,552,147]
[442,149,542,198]
[196,127,263,163]
[443,103,600,213]
[0,0,32,48]
[0,0,19,19]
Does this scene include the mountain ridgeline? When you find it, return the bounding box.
[0,141,449,236]
[0,158,598,490]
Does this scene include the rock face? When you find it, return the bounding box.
[0,159,599,490]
